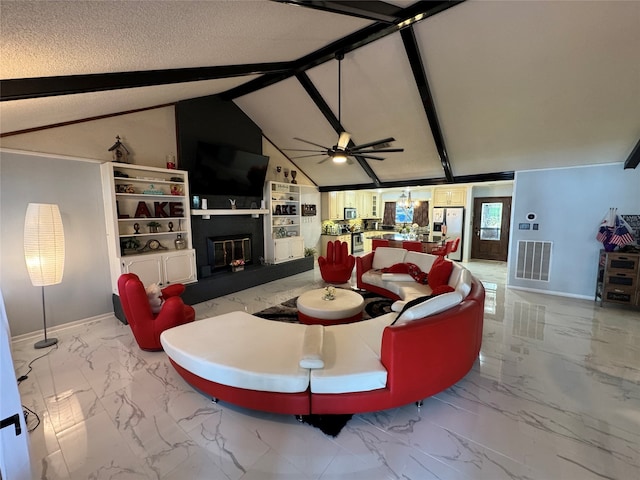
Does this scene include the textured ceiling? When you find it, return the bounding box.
[1,0,639,189]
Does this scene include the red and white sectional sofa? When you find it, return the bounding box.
[160,247,485,415]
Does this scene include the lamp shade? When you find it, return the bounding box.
[24,203,65,287]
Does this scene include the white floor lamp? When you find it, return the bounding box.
[23,203,65,349]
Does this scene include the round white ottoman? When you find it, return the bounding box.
[296,288,365,325]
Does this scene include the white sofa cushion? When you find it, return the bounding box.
[404,251,436,273]
[160,311,310,393]
[300,324,324,369]
[393,291,463,325]
[372,247,407,270]
[454,268,472,299]
[361,270,406,298]
[310,315,393,394]
[380,273,414,282]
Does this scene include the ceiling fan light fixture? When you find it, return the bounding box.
[332,153,348,164]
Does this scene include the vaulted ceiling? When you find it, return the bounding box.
[1,0,639,190]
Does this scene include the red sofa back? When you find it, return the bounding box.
[379,278,485,404]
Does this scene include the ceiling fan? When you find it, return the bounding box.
[283,53,404,165]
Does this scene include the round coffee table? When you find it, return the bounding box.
[296,288,365,325]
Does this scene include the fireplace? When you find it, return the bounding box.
[207,234,252,272]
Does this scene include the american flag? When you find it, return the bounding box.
[596,209,615,243]
[610,215,635,246]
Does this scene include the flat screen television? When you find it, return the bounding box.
[188,142,269,197]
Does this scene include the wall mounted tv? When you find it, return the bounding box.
[187,142,269,197]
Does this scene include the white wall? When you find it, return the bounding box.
[509,163,640,298]
[0,150,113,336]
[0,107,177,168]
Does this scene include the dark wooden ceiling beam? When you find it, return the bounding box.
[272,0,402,24]
[623,137,640,169]
[295,72,382,186]
[400,26,454,183]
[0,63,291,102]
[222,1,462,100]
[318,171,515,192]
[1,1,462,102]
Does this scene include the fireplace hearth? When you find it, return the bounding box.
[207,234,252,272]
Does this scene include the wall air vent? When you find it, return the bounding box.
[515,241,552,281]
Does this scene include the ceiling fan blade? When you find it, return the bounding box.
[347,157,354,165]
[289,153,327,159]
[350,137,396,151]
[282,148,326,153]
[317,157,331,164]
[293,137,331,150]
[337,131,351,149]
[355,154,385,161]
[351,148,404,154]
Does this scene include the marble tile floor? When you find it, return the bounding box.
[11,260,640,479]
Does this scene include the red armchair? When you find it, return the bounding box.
[372,239,389,250]
[117,273,196,351]
[318,240,356,284]
[431,239,453,257]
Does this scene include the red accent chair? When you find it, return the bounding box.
[450,237,461,254]
[372,239,390,250]
[431,239,453,257]
[318,240,355,284]
[117,273,196,351]
[402,241,423,252]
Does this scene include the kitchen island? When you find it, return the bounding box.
[367,233,440,253]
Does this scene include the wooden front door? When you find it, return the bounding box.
[471,197,511,261]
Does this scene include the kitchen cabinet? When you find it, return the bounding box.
[433,187,466,206]
[101,162,196,293]
[344,191,356,208]
[321,191,345,220]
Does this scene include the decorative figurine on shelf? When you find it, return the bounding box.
[108,135,130,163]
[133,222,140,234]
[168,221,174,232]
[147,221,161,233]
[290,170,298,184]
[283,168,290,183]
[174,234,187,250]
[229,199,237,209]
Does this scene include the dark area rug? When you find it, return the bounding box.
[254,289,392,436]
[254,289,394,324]
[301,414,353,437]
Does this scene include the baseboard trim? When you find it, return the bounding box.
[11,313,115,343]
[508,285,593,301]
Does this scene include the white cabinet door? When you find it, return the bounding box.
[289,237,304,259]
[122,250,196,286]
[274,239,292,263]
[122,254,163,286]
[163,250,196,284]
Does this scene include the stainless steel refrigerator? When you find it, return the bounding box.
[432,207,464,261]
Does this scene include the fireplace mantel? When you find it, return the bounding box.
[192,208,268,219]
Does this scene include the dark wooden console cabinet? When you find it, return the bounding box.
[595,250,640,308]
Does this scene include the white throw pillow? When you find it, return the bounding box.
[393,291,463,325]
[372,247,407,270]
[455,269,472,298]
[299,324,324,369]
